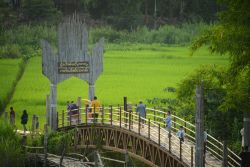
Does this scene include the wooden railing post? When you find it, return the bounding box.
[169,130,171,152]
[191,146,194,167]
[93,104,96,124]
[148,118,151,139]
[110,105,113,125]
[44,124,48,167]
[119,106,122,128]
[158,123,160,145]
[62,110,64,127]
[222,140,228,167]
[138,113,141,135]
[184,118,187,133]
[85,105,88,124]
[180,139,182,161]
[129,110,131,131]
[154,107,156,123]
[78,107,80,124]
[124,97,127,128]
[173,112,176,129]
[102,105,104,125]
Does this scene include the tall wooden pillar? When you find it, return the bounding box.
[46,95,50,126]
[195,84,204,167]
[50,83,57,130]
[89,83,95,100]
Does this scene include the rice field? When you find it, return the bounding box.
[0,58,23,112]
[3,44,228,129]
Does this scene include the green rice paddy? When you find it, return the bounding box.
[2,44,228,129]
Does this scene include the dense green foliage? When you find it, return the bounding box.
[0,25,56,58]
[0,0,218,30]
[0,59,24,112]
[176,65,243,152]
[0,121,25,167]
[4,44,228,130]
[90,22,209,44]
[0,22,209,59]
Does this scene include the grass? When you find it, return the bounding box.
[3,44,228,129]
[0,58,23,112]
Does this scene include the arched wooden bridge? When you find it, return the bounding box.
[55,102,241,167]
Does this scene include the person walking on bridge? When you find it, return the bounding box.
[163,111,172,131]
[136,101,146,126]
[177,126,185,142]
[91,96,101,123]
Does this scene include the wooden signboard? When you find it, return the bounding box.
[41,14,104,130]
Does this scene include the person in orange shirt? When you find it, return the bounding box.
[91,96,101,122]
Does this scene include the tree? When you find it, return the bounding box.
[177,65,244,152]
[191,0,250,152]
[22,0,61,22]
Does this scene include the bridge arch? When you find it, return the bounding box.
[59,124,187,167]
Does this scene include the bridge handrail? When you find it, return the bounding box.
[58,105,241,167]
[143,106,241,167]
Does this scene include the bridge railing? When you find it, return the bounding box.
[140,106,241,167]
[57,105,241,167]
[58,106,195,166]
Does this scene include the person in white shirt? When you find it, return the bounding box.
[163,111,172,131]
[177,126,185,142]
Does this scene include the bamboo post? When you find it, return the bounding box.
[46,95,50,126]
[119,106,122,128]
[184,118,187,133]
[154,107,156,123]
[158,123,160,145]
[131,105,134,127]
[191,146,194,167]
[138,113,141,135]
[148,118,150,139]
[62,110,64,127]
[50,83,57,130]
[93,104,96,124]
[195,84,204,167]
[110,105,113,125]
[78,107,80,124]
[173,112,176,129]
[44,124,48,167]
[77,97,81,124]
[85,105,88,124]
[129,110,131,131]
[102,105,104,125]
[223,141,228,167]
[169,130,171,152]
[124,97,127,128]
[180,139,182,161]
